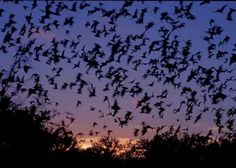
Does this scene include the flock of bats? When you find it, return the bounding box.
[0,0,236,138]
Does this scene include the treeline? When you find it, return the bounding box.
[0,96,235,166]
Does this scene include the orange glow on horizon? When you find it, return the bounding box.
[77,136,138,149]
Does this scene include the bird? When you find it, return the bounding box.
[153,6,160,14]
[92,122,98,128]
[194,113,202,124]
[214,4,227,13]
[230,54,236,65]
[103,125,107,129]
[76,100,82,108]
[23,65,32,73]
[0,8,4,17]
[70,2,77,12]
[90,106,95,111]
[134,128,140,137]
[31,0,38,10]
[25,12,32,24]
[63,16,74,26]
[111,99,121,116]
[141,123,153,136]
[79,1,90,10]
[107,129,113,136]
[226,8,236,21]
[199,0,210,6]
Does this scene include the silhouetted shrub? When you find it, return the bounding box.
[143,128,236,165]
[0,95,79,165]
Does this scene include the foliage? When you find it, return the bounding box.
[0,95,79,164]
[144,128,236,165]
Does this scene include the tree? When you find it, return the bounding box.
[0,95,79,165]
[144,127,236,165]
[0,0,235,153]
[90,136,122,160]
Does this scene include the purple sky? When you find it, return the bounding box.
[0,1,236,144]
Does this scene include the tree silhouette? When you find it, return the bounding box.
[143,128,236,166]
[0,95,79,165]
[90,136,122,160]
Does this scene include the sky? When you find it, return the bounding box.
[0,1,236,146]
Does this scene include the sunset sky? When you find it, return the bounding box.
[0,1,236,146]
